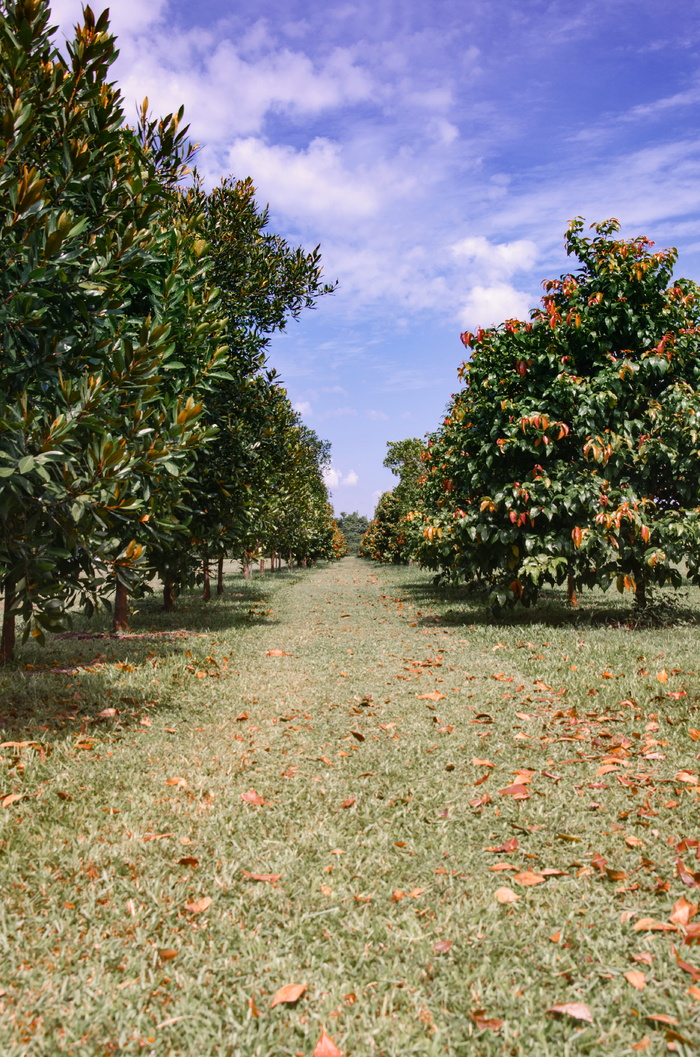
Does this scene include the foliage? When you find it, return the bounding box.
[335,511,370,554]
[360,438,425,562]
[417,219,700,608]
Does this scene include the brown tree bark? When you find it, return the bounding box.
[243,553,250,579]
[113,579,129,632]
[0,581,16,664]
[632,560,647,608]
[163,580,175,612]
[259,556,265,575]
[567,569,578,607]
[202,551,211,601]
[217,554,224,595]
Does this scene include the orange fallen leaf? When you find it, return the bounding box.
[633,952,653,966]
[547,1002,593,1023]
[472,758,495,767]
[494,886,519,903]
[349,730,365,742]
[2,793,24,808]
[689,730,700,742]
[177,856,199,868]
[490,862,518,872]
[417,691,446,701]
[513,870,546,886]
[314,1027,343,1057]
[266,650,291,656]
[645,1013,678,1026]
[631,1037,651,1052]
[550,931,561,943]
[498,783,530,799]
[165,777,188,789]
[184,896,211,914]
[541,868,569,877]
[624,969,646,990]
[626,836,645,848]
[408,887,425,898]
[97,707,118,718]
[470,1009,503,1031]
[688,984,700,1000]
[242,871,281,884]
[340,796,356,809]
[671,944,700,982]
[485,837,518,853]
[633,918,677,932]
[670,896,698,926]
[433,939,453,953]
[354,893,373,902]
[241,789,265,805]
[391,889,406,901]
[675,770,698,784]
[270,982,307,1008]
[656,669,669,683]
[249,994,260,1018]
[158,948,179,962]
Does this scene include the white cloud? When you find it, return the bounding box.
[294,400,312,416]
[458,282,533,328]
[323,464,359,488]
[343,470,359,486]
[452,236,538,278]
[50,0,167,38]
[366,409,389,421]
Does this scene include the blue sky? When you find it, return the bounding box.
[53,0,700,516]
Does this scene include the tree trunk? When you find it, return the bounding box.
[243,553,250,579]
[113,579,129,632]
[633,560,647,608]
[0,581,16,664]
[259,556,265,575]
[202,551,211,601]
[270,549,276,572]
[163,580,175,612]
[567,568,578,607]
[217,554,225,595]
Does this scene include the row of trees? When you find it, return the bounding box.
[0,0,343,660]
[363,219,700,608]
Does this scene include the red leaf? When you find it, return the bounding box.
[241,789,265,805]
[340,796,356,809]
[270,982,307,1008]
[313,1027,343,1057]
[485,837,519,853]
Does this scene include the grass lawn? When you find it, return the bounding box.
[0,555,699,1056]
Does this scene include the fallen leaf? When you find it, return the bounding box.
[184,896,211,914]
[657,670,669,683]
[56,791,72,801]
[242,871,281,884]
[633,918,677,932]
[626,836,645,848]
[494,887,519,903]
[408,887,426,898]
[2,793,24,808]
[177,856,199,868]
[314,1027,343,1057]
[340,796,356,809]
[689,730,700,742]
[354,893,373,903]
[417,691,445,701]
[625,969,646,990]
[249,994,260,1017]
[688,984,700,1000]
[557,833,583,843]
[633,952,653,966]
[349,730,365,742]
[498,783,531,799]
[158,949,178,962]
[541,868,569,877]
[670,896,698,926]
[97,708,118,718]
[241,789,265,805]
[645,1013,678,1026]
[270,982,307,1008]
[631,1037,651,1052]
[472,757,495,767]
[671,944,700,982]
[266,650,291,656]
[547,1002,593,1023]
[165,777,188,789]
[485,837,519,853]
[675,770,698,784]
[470,1009,503,1031]
[433,939,453,953]
[513,870,546,886]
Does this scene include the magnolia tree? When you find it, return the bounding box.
[360,438,425,563]
[417,219,700,608]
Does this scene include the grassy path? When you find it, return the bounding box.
[1,556,699,1055]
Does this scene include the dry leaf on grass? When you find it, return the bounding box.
[184,896,211,914]
[513,871,546,886]
[670,896,698,926]
[177,856,199,868]
[472,758,495,768]
[242,871,281,884]
[671,944,700,982]
[417,691,445,702]
[645,1013,678,1026]
[470,1009,502,1031]
[547,1002,593,1023]
[313,1027,343,1057]
[498,783,530,799]
[266,650,291,656]
[349,730,365,742]
[495,887,519,903]
[2,793,24,808]
[485,837,518,853]
[433,939,453,953]
[339,796,356,809]
[158,949,178,962]
[270,982,307,1008]
[624,970,646,990]
[240,789,265,805]
[633,918,677,932]
[657,670,669,683]
[166,777,188,789]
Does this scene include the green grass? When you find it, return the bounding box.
[0,557,699,1055]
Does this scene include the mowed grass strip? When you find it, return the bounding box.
[0,556,699,1055]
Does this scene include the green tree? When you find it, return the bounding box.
[417,219,700,608]
[359,438,425,563]
[336,511,369,554]
[0,0,226,657]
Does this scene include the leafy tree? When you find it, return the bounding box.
[359,438,425,562]
[335,511,369,554]
[0,0,227,658]
[417,219,700,608]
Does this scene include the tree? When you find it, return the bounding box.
[0,1,227,657]
[359,438,425,563]
[417,219,700,608]
[335,511,369,554]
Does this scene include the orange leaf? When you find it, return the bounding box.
[433,939,453,953]
[631,1038,651,1052]
[688,729,700,741]
[241,789,265,805]
[417,691,445,701]
[670,896,698,926]
[354,893,373,902]
[671,944,700,981]
[494,887,519,903]
[270,982,307,1008]
[633,917,677,932]
[626,836,645,848]
[242,871,281,884]
[550,931,561,943]
[349,730,365,742]
[656,669,668,683]
[645,1013,677,1026]
[391,889,406,901]
[314,1028,343,1056]
[184,896,211,914]
[624,969,646,990]
[472,758,494,767]
[2,793,24,808]
[547,1002,593,1023]
[485,837,519,853]
[498,783,530,799]
[158,949,178,962]
[266,650,291,656]
[470,1009,503,1031]
[675,770,698,784]
[177,856,199,868]
[513,871,546,886]
[340,796,356,809]
[688,984,700,1000]
[165,777,188,789]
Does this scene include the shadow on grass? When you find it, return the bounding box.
[398,577,700,630]
[0,571,296,741]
